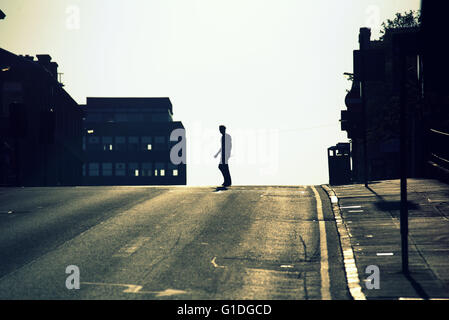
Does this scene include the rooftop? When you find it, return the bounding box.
[86,97,173,114]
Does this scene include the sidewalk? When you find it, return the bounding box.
[323,179,449,300]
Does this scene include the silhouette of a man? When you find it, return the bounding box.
[214,125,232,187]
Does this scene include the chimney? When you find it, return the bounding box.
[22,54,35,61]
[36,54,58,80]
[359,27,371,50]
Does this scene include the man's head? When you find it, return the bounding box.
[219,125,226,134]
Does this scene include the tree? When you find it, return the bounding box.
[379,10,421,40]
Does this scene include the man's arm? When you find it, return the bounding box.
[214,148,221,158]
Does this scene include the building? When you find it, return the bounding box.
[340,27,423,183]
[0,49,83,186]
[81,97,186,185]
[420,1,449,181]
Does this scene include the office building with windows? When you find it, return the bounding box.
[81,97,186,185]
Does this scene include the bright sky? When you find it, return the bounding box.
[0,0,420,186]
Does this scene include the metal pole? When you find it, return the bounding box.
[360,49,368,188]
[399,50,409,274]
[361,80,368,188]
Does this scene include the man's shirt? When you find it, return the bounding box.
[220,133,232,164]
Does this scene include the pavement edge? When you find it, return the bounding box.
[321,184,367,300]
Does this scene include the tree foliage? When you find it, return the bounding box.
[379,10,421,40]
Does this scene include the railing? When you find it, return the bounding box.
[428,128,449,173]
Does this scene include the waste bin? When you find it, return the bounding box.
[328,142,351,185]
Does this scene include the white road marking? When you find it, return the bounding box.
[81,282,142,293]
[348,210,364,213]
[81,282,187,296]
[376,252,394,256]
[340,205,362,209]
[154,289,188,297]
[211,256,225,269]
[311,186,331,300]
[123,284,143,293]
[400,297,449,300]
[427,198,447,203]
[113,236,150,257]
[322,185,366,300]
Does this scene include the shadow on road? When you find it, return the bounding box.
[366,186,419,211]
[213,186,228,192]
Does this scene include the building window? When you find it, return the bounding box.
[102,136,113,151]
[115,136,126,151]
[128,136,139,151]
[102,163,113,176]
[115,113,127,122]
[88,136,100,144]
[82,136,86,151]
[154,136,166,150]
[128,162,139,177]
[88,163,99,176]
[168,163,178,177]
[82,163,86,176]
[128,113,141,122]
[155,162,165,177]
[142,162,152,176]
[105,113,114,123]
[87,136,101,151]
[115,163,125,176]
[141,136,152,151]
[86,113,102,122]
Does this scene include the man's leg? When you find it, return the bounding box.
[223,164,232,186]
[218,164,226,185]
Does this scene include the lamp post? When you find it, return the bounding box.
[392,30,420,275]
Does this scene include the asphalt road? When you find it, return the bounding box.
[0,185,350,299]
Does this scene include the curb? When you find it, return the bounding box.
[321,184,367,300]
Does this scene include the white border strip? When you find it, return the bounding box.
[322,185,366,300]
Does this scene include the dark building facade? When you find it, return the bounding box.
[338,1,449,185]
[339,27,422,183]
[81,97,186,185]
[0,48,83,186]
[420,1,449,181]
